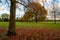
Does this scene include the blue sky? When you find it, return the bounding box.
[0,0,25,18]
[0,0,60,18]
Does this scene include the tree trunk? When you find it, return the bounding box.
[54,11,56,24]
[35,15,37,23]
[7,0,16,36]
[53,2,56,24]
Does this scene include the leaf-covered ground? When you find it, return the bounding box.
[0,28,60,40]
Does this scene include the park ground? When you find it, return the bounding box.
[0,22,60,40]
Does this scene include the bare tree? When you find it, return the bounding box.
[0,0,16,36]
[7,0,16,36]
[50,0,58,24]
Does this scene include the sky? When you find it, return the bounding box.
[0,0,25,18]
[0,0,60,18]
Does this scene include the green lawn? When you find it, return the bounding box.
[0,22,60,30]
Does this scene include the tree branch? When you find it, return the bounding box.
[16,1,27,8]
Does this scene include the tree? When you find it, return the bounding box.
[50,0,58,24]
[1,13,9,21]
[0,17,2,21]
[20,2,47,22]
[7,0,16,36]
[0,0,30,36]
[6,0,25,36]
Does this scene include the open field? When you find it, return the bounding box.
[0,22,60,30]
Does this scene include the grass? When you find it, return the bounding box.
[0,22,60,30]
[0,22,60,40]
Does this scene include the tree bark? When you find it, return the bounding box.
[7,0,16,36]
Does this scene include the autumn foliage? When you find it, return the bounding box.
[0,28,60,40]
[20,2,47,21]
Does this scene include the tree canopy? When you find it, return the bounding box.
[20,2,47,21]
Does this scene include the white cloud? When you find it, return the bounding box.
[0,6,5,11]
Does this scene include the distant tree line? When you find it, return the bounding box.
[0,13,20,22]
